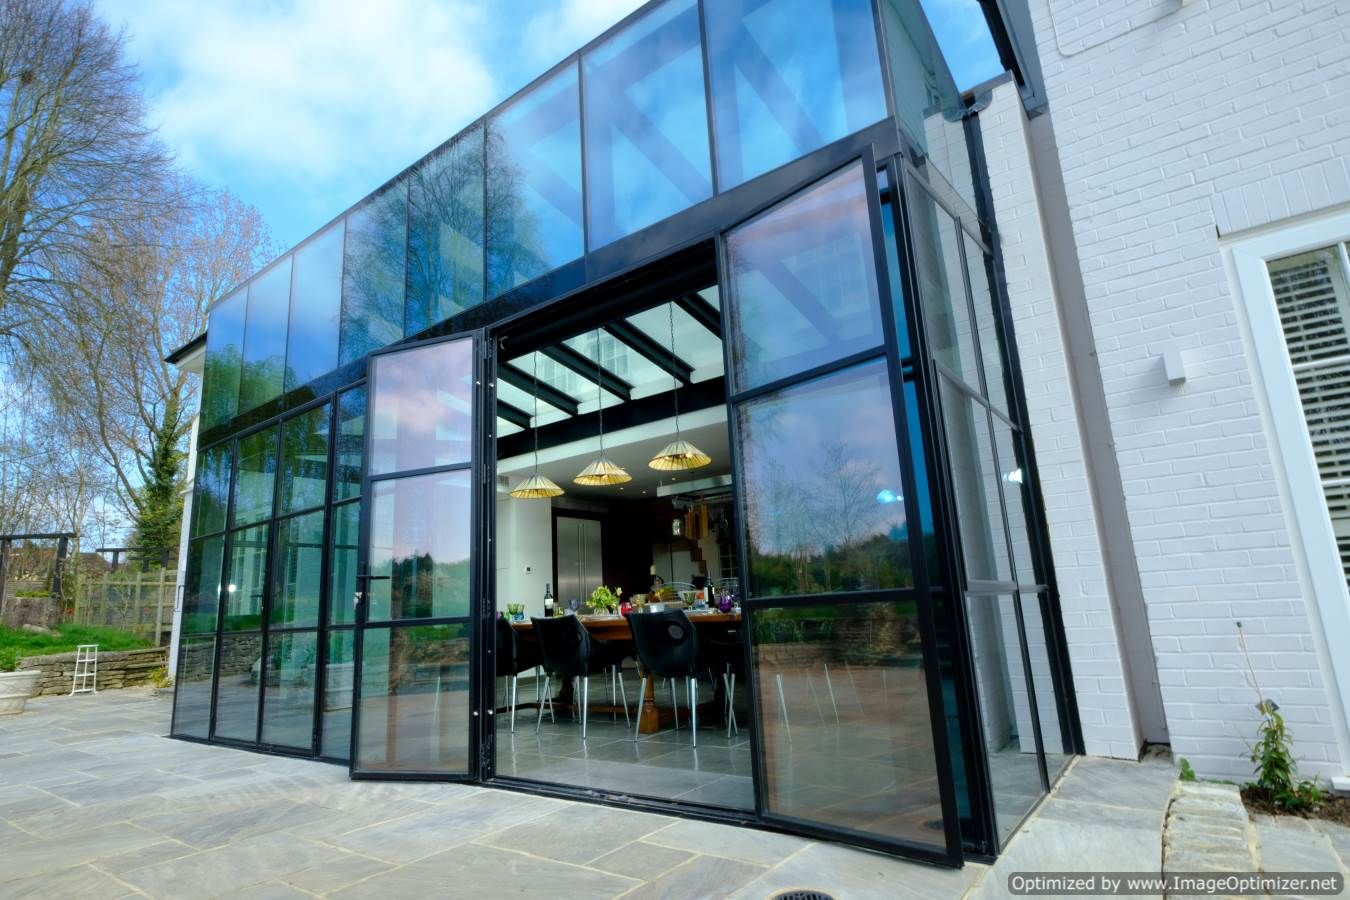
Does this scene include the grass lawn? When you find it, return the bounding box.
[0,624,151,672]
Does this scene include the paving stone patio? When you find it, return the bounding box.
[0,690,1181,899]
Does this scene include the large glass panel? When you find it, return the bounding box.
[367,471,471,621]
[963,593,1045,845]
[171,634,215,739]
[355,623,470,773]
[239,257,292,414]
[966,234,1008,413]
[486,65,583,298]
[182,536,224,634]
[202,288,246,429]
[940,380,1010,584]
[704,0,887,188]
[751,600,944,847]
[280,403,330,515]
[1023,592,1071,781]
[261,630,318,750]
[286,221,344,391]
[369,339,473,475]
[224,524,269,632]
[407,126,486,335]
[191,443,232,538]
[879,0,976,214]
[878,168,913,360]
[582,0,712,248]
[738,361,911,596]
[213,631,262,742]
[904,380,940,582]
[322,629,355,759]
[271,511,324,629]
[335,386,366,501]
[993,420,1039,588]
[232,426,279,527]
[340,183,407,365]
[328,500,360,627]
[910,185,979,389]
[725,162,884,391]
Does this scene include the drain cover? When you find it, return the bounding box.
[771,892,835,900]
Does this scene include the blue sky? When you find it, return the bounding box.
[95,0,1003,252]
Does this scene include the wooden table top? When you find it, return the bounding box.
[509,611,741,639]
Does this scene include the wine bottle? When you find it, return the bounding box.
[544,582,555,617]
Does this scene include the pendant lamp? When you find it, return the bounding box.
[510,352,564,499]
[575,330,631,486]
[650,302,711,471]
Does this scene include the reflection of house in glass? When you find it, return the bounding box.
[166,0,1083,867]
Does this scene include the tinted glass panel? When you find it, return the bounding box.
[993,420,1039,587]
[964,593,1045,845]
[232,427,278,527]
[202,288,246,429]
[911,184,979,389]
[582,0,712,249]
[335,387,366,501]
[705,0,886,188]
[356,623,470,773]
[224,524,269,632]
[182,536,224,634]
[751,600,943,847]
[880,0,976,214]
[286,221,344,391]
[1024,591,1071,780]
[340,184,407,365]
[260,629,318,750]
[879,168,912,360]
[271,510,324,629]
[280,403,330,515]
[239,257,291,414]
[369,338,473,475]
[192,443,232,538]
[940,379,1010,583]
[328,500,360,627]
[213,631,262,742]
[322,629,354,759]
[726,162,884,391]
[905,380,939,582]
[171,634,215,739]
[739,361,911,596]
[368,471,471,621]
[486,65,583,298]
[407,126,486,335]
[966,234,1008,412]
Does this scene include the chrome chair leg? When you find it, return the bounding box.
[510,674,518,733]
[688,676,697,747]
[669,678,680,730]
[536,674,552,734]
[823,663,839,724]
[775,672,791,743]
[724,672,740,738]
[805,670,826,723]
[581,676,590,740]
[633,675,647,740]
[616,666,630,726]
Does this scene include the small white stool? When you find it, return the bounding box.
[71,644,98,695]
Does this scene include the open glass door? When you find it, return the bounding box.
[350,333,483,778]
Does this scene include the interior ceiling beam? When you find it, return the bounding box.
[540,343,633,402]
[495,398,532,430]
[605,320,693,385]
[675,292,722,338]
[497,362,580,417]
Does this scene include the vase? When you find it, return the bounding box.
[0,669,41,716]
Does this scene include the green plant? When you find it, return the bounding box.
[588,584,623,614]
[1237,622,1326,811]
[0,647,18,673]
[1178,758,1196,782]
[149,665,173,689]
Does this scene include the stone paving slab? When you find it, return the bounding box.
[0,689,1190,899]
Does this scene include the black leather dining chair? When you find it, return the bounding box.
[530,615,628,739]
[699,630,742,739]
[627,609,702,746]
[496,614,542,732]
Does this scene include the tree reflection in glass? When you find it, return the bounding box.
[339,183,407,366]
[406,126,485,335]
[739,361,912,595]
[367,471,471,621]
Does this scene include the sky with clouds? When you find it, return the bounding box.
[94,0,1002,251]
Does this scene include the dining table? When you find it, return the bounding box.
[510,610,742,734]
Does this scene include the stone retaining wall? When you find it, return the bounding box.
[17,646,167,696]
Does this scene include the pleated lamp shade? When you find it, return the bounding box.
[574,456,632,486]
[509,472,565,499]
[649,438,712,471]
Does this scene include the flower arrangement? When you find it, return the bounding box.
[588,585,623,614]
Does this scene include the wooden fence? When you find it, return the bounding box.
[70,568,176,645]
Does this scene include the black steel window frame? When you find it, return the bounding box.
[170,381,365,765]
[347,330,486,783]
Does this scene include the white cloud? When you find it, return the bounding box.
[519,0,646,72]
[927,0,989,45]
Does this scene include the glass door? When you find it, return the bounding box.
[350,333,483,778]
[721,152,962,863]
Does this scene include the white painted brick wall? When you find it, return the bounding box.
[977,82,1142,759]
[1016,0,1350,781]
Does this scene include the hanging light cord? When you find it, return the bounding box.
[531,353,542,470]
[668,302,681,434]
[595,328,605,451]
